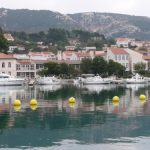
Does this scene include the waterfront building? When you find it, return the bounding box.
[125,48,148,71]
[0,53,17,76]
[106,47,148,72]
[106,47,129,71]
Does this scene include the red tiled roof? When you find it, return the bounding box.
[17,60,32,64]
[110,48,128,55]
[143,56,150,60]
[0,53,14,59]
[116,38,129,42]
[95,53,105,57]
[79,53,91,57]
[63,51,78,55]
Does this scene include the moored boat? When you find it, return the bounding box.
[83,75,111,85]
[36,76,61,85]
[125,73,147,84]
[0,73,24,86]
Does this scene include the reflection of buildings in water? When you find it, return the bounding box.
[126,84,147,91]
[83,84,116,94]
[109,84,150,118]
[0,86,25,104]
[0,84,150,119]
[37,85,62,92]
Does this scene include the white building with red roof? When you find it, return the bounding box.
[28,52,56,60]
[0,53,17,76]
[107,47,148,71]
[125,48,148,71]
[106,47,129,71]
[116,38,131,48]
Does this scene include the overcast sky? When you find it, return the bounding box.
[1,0,150,17]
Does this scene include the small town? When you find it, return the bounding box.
[1,1,150,150]
[1,32,150,80]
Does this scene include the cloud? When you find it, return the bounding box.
[1,0,150,17]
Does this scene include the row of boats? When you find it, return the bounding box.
[0,73,149,86]
[74,73,150,84]
[0,73,62,86]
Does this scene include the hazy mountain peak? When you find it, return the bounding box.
[1,8,150,39]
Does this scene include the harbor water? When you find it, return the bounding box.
[0,83,150,149]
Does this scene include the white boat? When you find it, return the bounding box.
[73,77,84,84]
[0,73,24,86]
[83,75,111,85]
[125,73,147,84]
[36,76,61,85]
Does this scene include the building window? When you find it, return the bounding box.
[16,64,20,70]
[8,72,11,75]
[119,55,121,60]
[30,64,34,70]
[2,62,5,68]
[26,65,29,70]
[126,55,128,60]
[8,62,11,68]
[115,55,117,60]
[122,55,125,60]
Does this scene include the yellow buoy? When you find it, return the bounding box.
[13,105,21,111]
[140,99,146,104]
[30,99,38,105]
[68,102,76,108]
[30,104,38,110]
[13,99,21,106]
[139,94,146,100]
[112,96,120,102]
[112,100,119,106]
[68,97,76,103]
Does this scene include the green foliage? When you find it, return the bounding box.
[0,29,8,53]
[81,58,125,77]
[80,58,93,74]
[47,28,68,44]
[44,62,60,76]
[134,62,146,72]
[0,27,2,34]
[108,60,126,77]
[39,62,78,77]
[11,28,112,52]
[92,57,108,75]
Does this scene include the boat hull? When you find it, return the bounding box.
[0,79,24,86]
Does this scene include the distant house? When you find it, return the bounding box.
[130,40,144,47]
[125,48,148,71]
[106,47,129,71]
[8,46,18,53]
[28,52,56,61]
[65,46,76,51]
[116,38,131,48]
[83,47,96,52]
[0,53,16,76]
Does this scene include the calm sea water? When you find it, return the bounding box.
[0,83,150,150]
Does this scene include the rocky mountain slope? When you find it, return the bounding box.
[1,8,150,39]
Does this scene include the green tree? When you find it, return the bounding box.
[47,28,68,43]
[134,62,146,71]
[108,60,125,77]
[80,58,93,74]
[92,57,108,75]
[60,63,69,75]
[44,62,60,75]
[0,29,8,53]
